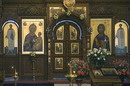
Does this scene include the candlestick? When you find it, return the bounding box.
[65,65,77,86]
[70,65,72,75]
[14,69,18,79]
[12,66,18,79]
[12,66,18,86]
[14,68,16,76]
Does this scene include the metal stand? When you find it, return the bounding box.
[30,52,36,81]
[14,78,17,86]
[65,65,77,86]
[32,58,36,81]
[13,69,18,86]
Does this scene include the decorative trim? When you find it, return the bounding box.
[18,5,46,16]
[90,5,115,15]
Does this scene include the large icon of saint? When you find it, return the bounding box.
[6,24,15,54]
[115,24,127,54]
[116,24,125,48]
[93,24,110,51]
[24,24,42,51]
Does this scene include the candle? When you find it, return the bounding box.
[14,69,16,77]
[73,71,75,74]
[70,65,72,75]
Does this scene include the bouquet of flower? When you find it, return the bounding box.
[112,58,129,72]
[111,58,130,81]
[87,48,110,67]
[68,60,90,79]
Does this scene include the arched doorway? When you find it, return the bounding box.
[47,14,90,79]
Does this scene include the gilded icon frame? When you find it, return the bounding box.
[55,58,63,70]
[71,43,79,54]
[101,68,118,76]
[92,70,103,76]
[47,4,89,20]
[3,21,19,55]
[90,18,112,53]
[71,58,79,62]
[115,21,128,54]
[22,19,44,54]
[55,43,63,54]
[70,25,77,40]
[56,25,64,40]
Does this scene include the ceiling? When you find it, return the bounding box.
[2,0,45,4]
[1,0,130,4]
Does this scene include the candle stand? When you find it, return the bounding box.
[12,67,18,86]
[65,65,77,86]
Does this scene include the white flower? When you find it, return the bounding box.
[91,51,94,54]
[97,58,100,60]
[103,49,107,52]
[88,50,92,53]
[94,54,97,56]
[87,53,90,56]
[100,52,103,55]
[97,50,100,54]
[103,58,106,61]
[93,48,97,51]
[96,48,98,51]
[73,71,76,74]
[94,50,97,53]
[107,53,111,55]
[93,48,98,53]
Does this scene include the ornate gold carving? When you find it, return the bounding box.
[63,0,75,8]
[90,5,115,15]
[114,7,130,22]
[18,5,46,16]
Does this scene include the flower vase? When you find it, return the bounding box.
[75,78,83,86]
